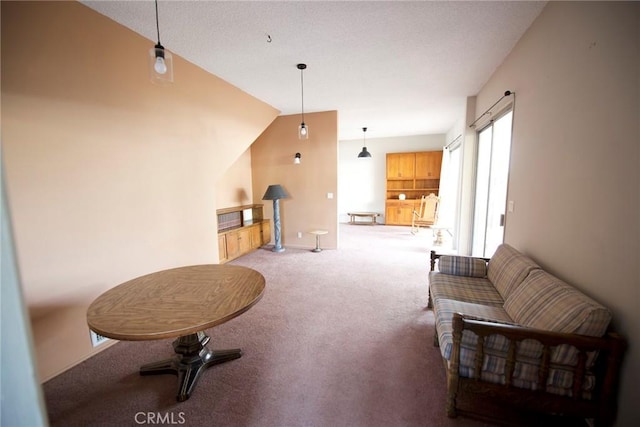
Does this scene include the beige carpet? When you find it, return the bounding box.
[43,224,586,427]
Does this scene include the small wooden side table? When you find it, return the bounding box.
[347,212,380,225]
[308,230,328,252]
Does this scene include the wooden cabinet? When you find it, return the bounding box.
[385,200,418,225]
[225,227,252,260]
[386,153,415,178]
[250,220,270,249]
[217,204,271,263]
[385,151,443,225]
[415,151,442,178]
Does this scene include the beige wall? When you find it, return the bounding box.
[474,2,639,422]
[251,112,339,250]
[216,148,254,208]
[1,1,278,381]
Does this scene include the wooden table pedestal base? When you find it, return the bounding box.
[140,331,241,401]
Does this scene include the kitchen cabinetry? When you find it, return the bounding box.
[385,151,442,225]
[217,204,271,263]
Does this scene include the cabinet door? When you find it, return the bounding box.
[218,234,228,263]
[225,229,251,260]
[415,151,442,178]
[250,225,262,249]
[385,201,416,225]
[226,231,240,260]
[261,221,271,245]
[237,228,252,254]
[385,206,400,225]
[386,153,415,178]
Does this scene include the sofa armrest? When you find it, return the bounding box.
[430,251,490,276]
[448,312,626,403]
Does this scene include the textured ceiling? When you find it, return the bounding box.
[81,1,545,140]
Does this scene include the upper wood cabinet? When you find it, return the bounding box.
[415,151,442,178]
[386,153,416,178]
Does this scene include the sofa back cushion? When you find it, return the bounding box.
[438,255,487,278]
[503,270,612,337]
[487,244,540,299]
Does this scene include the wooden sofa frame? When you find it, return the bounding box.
[429,251,627,426]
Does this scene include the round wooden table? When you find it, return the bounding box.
[87,264,265,401]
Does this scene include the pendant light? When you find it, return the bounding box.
[294,153,302,164]
[297,63,309,140]
[358,127,372,158]
[149,0,173,84]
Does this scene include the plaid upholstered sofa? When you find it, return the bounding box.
[429,244,626,425]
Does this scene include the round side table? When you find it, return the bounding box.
[308,230,328,252]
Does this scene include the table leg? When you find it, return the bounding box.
[140,331,241,401]
[312,234,322,252]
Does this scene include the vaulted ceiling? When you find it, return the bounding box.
[82,1,546,140]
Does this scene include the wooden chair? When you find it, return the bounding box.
[411,193,439,235]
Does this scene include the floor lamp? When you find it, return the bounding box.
[262,185,290,252]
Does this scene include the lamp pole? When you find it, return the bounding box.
[262,184,289,253]
[272,198,284,252]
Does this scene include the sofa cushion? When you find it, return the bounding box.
[429,271,504,307]
[435,297,599,397]
[503,270,612,337]
[487,243,540,299]
[438,255,487,278]
[433,298,515,361]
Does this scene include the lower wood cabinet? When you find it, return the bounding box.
[218,220,271,263]
[385,200,418,226]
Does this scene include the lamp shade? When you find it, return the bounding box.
[357,126,372,158]
[358,147,372,158]
[262,185,290,200]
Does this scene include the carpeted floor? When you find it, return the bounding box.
[43,224,586,427]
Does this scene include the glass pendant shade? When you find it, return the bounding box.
[149,0,173,85]
[297,63,308,140]
[149,44,173,85]
[298,123,309,140]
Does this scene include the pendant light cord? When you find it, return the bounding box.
[155,0,161,45]
[300,69,305,122]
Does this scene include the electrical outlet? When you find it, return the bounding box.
[297,231,302,238]
[90,330,110,347]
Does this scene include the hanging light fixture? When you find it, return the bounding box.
[294,153,302,164]
[358,127,372,158]
[297,63,309,140]
[149,0,173,84]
